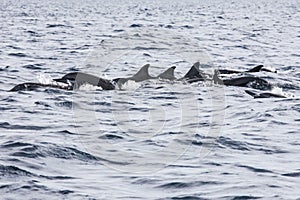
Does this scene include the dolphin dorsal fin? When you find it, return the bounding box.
[130,64,153,82]
[157,66,176,80]
[183,62,202,79]
[184,62,200,78]
[247,65,263,72]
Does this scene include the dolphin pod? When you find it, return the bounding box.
[9,62,204,92]
[9,62,285,98]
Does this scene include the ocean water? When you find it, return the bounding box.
[0,0,300,199]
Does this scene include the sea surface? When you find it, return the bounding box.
[0,0,300,199]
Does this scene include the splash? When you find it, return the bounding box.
[271,86,284,95]
[79,83,103,91]
[117,80,140,90]
[36,73,71,89]
[37,74,54,85]
[271,86,295,98]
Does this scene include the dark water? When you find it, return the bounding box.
[0,0,300,199]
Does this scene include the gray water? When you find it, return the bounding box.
[0,0,300,199]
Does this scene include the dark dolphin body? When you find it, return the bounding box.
[9,72,115,92]
[211,69,287,98]
[223,77,272,90]
[9,82,73,92]
[245,90,287,98]
[54,72,115,90]
[218,65,276,74]
[213,70,272,90]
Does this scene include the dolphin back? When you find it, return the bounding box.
[9,82,44,92]
[245,90,286,98]
[10,72,115,92]
[9,82,72,92]
[55,72,115,90]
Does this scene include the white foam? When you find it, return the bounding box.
[271,86,283,95]
[117,80,140,90]
[37,74,54,85]
[271,86,295,98]
[37,73,71,88]
[79,83,103,91]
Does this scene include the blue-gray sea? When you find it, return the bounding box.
[0,0,300,199]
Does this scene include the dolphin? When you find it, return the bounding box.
[217,65,276,74]
[9,72,115,92]
[9,82,73,92]
[54,72,115,90]
[113,64,179,88]
[112,64,155,88]
[213,70,272,90]
[245,90,287,98]
[146,62,204,83]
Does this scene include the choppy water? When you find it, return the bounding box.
[1,0,300,199]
